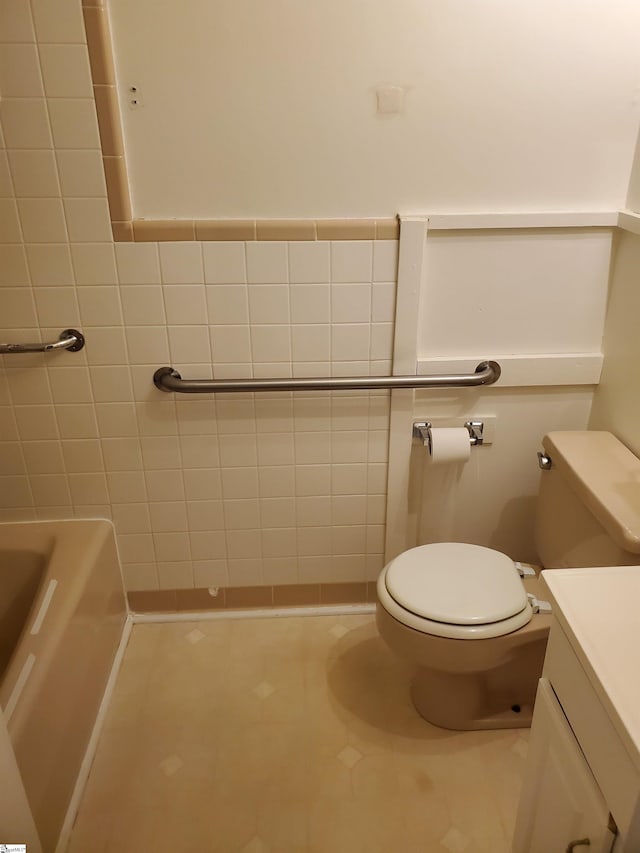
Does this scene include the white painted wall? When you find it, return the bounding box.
[417,229,612,359]
[109,0,640,219]
[589,230,640,457]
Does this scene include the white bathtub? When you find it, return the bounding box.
[0,520,127,852]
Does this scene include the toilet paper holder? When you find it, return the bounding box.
[413,421,484,448]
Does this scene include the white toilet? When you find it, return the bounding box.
[376,430,640,730]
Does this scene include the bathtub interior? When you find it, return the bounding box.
[0,548,50,684]
[0,520,127,852]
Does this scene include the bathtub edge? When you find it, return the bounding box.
[54,613,132,853]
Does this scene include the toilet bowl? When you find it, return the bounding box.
[376,542,551,730]
[376,431,640,731]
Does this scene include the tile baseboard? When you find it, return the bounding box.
[127,581,378,613]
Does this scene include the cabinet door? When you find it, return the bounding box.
[513,678,617,853]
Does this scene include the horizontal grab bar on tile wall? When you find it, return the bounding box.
[0,329,85,355]
[153,361,501,394]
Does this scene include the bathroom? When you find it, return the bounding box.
[2,0,640,850]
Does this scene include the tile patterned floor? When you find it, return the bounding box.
[68,613,529,853]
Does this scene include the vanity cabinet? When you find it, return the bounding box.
[513,567,640,853]
[513,678,615,852]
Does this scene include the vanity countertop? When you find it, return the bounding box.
[542,565,640,773]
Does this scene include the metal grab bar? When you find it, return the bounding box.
[153,360,501,394]
[0,329,85,355]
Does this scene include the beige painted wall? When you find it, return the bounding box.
[109,0,640,218]
[589,230,640,457]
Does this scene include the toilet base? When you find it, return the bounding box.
[410,655,540,731]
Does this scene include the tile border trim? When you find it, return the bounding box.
[127,581,378,613]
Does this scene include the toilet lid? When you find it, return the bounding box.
[385,543,528,626]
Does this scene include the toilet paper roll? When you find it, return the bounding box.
[427,427,471,464]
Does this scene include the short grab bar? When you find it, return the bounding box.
[153,360,501,394]
[0,329,85,355]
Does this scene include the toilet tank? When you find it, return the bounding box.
[535,431,640,568]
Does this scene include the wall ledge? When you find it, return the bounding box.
[617,210,640,236]
[417,353,603,387]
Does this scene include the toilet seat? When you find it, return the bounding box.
[379,543,533,640]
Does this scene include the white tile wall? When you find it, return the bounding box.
[0,0,398,592]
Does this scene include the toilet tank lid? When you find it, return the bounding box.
[385,543,528,625]
[543,431,640,554]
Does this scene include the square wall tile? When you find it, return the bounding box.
[111,503,151,534]
[106,471,147,503]
[0,99,52,149]
[0,288,37,328]
[63,198,111,242]
[121,286,165,324]
[218,433,257,469]
[371,282,396,322]
[115,243,161,284]
[163,284,206,323]
[290,285,330,324]
[183,468,222,500]
[6,367,51,405]
[159,243,203,284]
[192,560,228,588]
[206,284,248,324]
[68,472,109,504]
[331,241,373,282]
[149,501,188,532]
[288,241,330,283]
[248,285,290,324]
[26,244,74,286]
[145,469,185,501]
[14,405,58,440]
[210,325,251,363]
[125,327,169,364]
[122,562,158,591]
[56,150,106,197]
[140,435,181,470]
[179,435,219,468]
[84,327,127,365]
[186,500,224,531]
[331,284,371,323]
[8,150,60,198]
[223,498,259,530]
[34,287,79,326]
[96,402,138,436]
[39,44,92,97]
[0,1,35,42]
[202,242,246,284]
[331,325,370,361]
[157,561,194,590]
[0,45,43,97]
[31,0,86,43]
[89,366,133,402]
[23,441,64,474]
[251,326,291,362]
[77,286,122,325]
[17,199,67,243]
[101,437,142,471]
[55,404,98,439]
[291,325,330,363]
[168,326,211,362]
[373,241,399,282]
[246,242,288,284]
[221,467,259,499]
[60,439,103,473]
[47,99,100,149]
[0,245,30,286]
